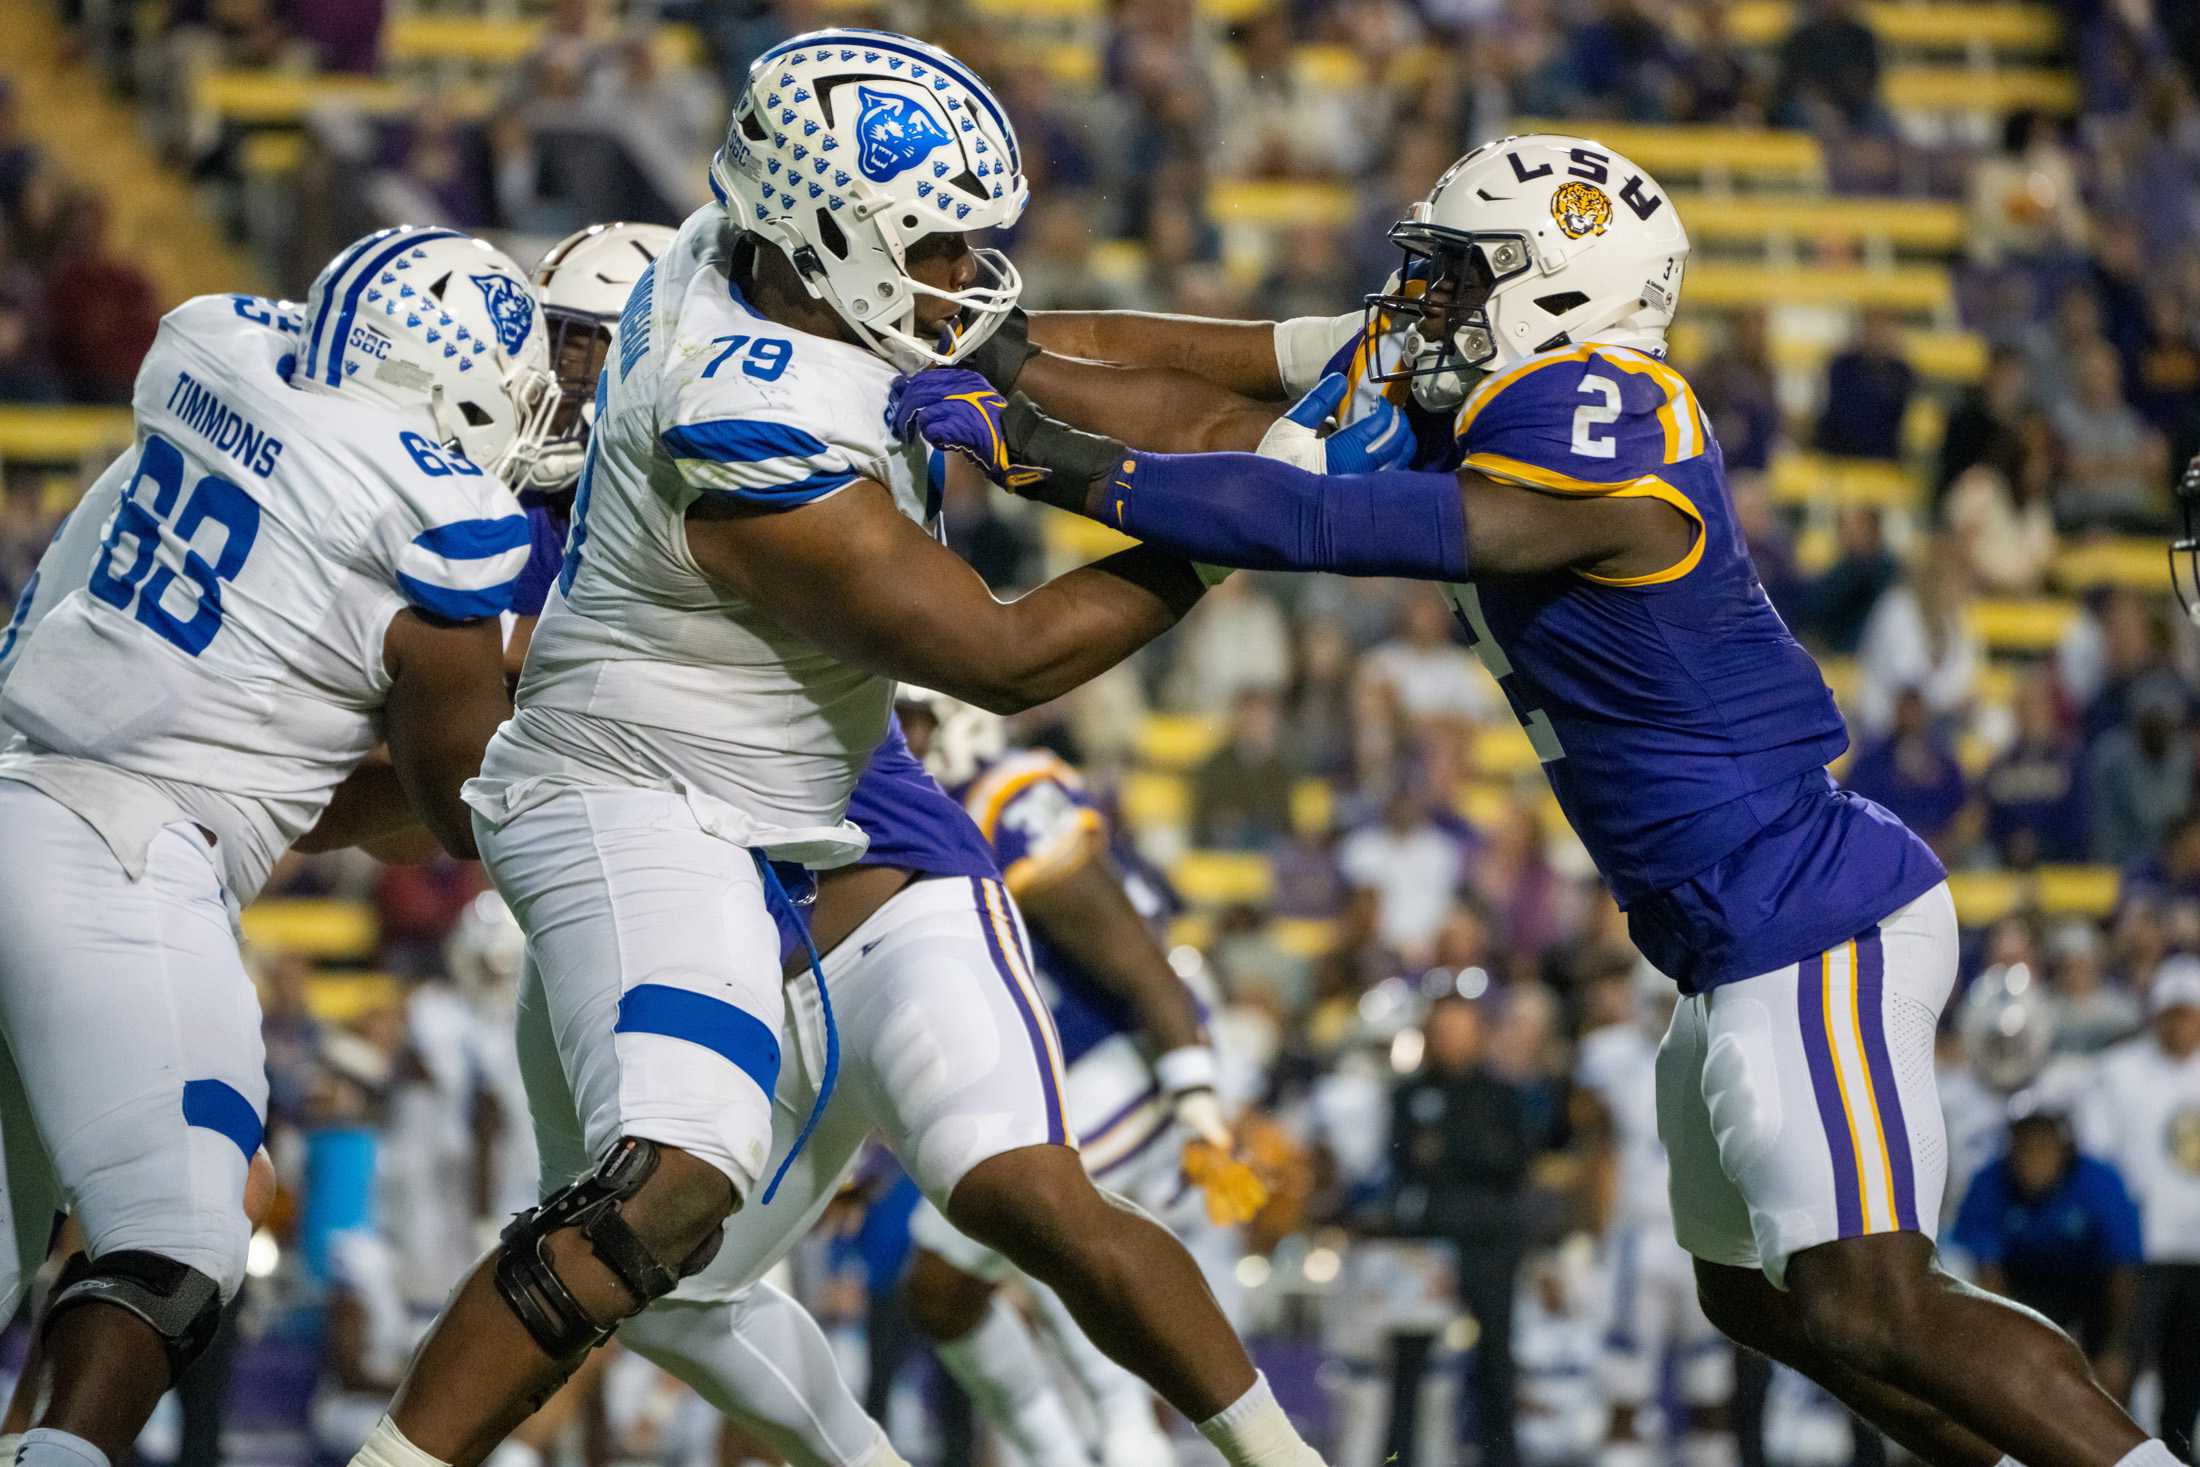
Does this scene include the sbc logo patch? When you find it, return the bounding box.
[470,272,536,355]
[1551,181,1613,240]
[855,85,952,183]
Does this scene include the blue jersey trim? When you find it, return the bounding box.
[614,983,784,1104]
[181,1078,264,1161]
[692,469,857,507]
[323,230,464,387]
[413,514,531,561]
[396,570,521,622]
[662,418,832,464]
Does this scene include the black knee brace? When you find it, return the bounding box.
[43,1250,225,1379]
[494,1136,726,1357]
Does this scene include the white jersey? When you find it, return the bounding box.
[0,294,527,900]
[2077,1034,2200,1262]
[475,205,938,864]
[1575,1019,1672,1229]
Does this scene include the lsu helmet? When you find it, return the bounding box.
[894,686,1006,788]
[1367,134,1690,409]
[523,221,678,493]
[297,226,556,483]
[708,28,1027,371]
[1958,962,2057,1093]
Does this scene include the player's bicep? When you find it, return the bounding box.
[683,479,1014,698]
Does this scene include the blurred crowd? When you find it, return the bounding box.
[11,0,2200,1462]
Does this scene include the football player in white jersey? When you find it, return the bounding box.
[1575,967,1736,1467]
[0,226,551,1467]
[356,33,1333,1467]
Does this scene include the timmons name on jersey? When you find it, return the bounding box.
[163,369,286,479]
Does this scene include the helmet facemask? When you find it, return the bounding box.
[1364,212,1534,411]
[514,305,614,494]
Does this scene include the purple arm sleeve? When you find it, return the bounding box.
[1109,450,1469,582]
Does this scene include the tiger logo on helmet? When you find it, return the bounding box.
[1550,180,1613,240]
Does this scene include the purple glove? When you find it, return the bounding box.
[886,368,1013,481]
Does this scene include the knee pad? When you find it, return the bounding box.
[43,1249,224,1380]
[494,1136,726,1358]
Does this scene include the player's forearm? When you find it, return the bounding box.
[954,546,1204,714]
[1021,854,1205,1055]
[1011,351,1282,455]
[296,760,423,854]
[1026,311,1288,399]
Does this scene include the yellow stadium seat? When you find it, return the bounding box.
[1290,778,1334,835]
[382,15,544,66]
[1767,454,1925,510]
[1171,850,1275,906]
[0,406,133,465]
[1121,770,1193,829]
[2054,539,2171,592]
[1210,180,1356,227]
[1819,656,1860,706]
[969,0,1104,20]
[240,899,378,961]
[1686,263,1954,313]
[1509,122,1824,183]
[1883,67,2080,114]
[1761,329,1987,386]
[1974,659,2020,706]
[240,131,306,178]
[304,972,403,1024]
[1137,714,1226,769]
[1724,1,2062,51]
[1271,916,1343,957]
[1471,725,1543,779]
[1677,194,1968,253]
[1967,598,2078,653]
[1034,42,1103,89]
[195,70,422,125]
[1946,865,2120,925]
[1169,913,1216,950]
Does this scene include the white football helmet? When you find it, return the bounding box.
[708,28,1027,372]
[1367,134,1691,410]
[444,890,526,1014]
[895,686,1006,788]
[296,226,556,483]
[522,221,677,493]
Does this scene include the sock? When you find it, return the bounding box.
[1196,1374,1325,1467]
[14,1432,108,1467]
[1682,1432,1741,1467]
[350,1417,449,1467]
[2112,1446,2182,1467]
[934,1297,1097,1467]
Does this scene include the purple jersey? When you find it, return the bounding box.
[1435,345,1944,992]
[846,718,1000,883]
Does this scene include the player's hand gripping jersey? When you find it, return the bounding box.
[0,295,528,900]
[1375,345,1943,989]
[483,205,943,861]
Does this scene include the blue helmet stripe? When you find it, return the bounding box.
[303,226,404,383]
[323,228,466,387]
[758,31,1019,174]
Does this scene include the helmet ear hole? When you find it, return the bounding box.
[740,107,769,143]
[814,209,849,261]
[457,400,494,427]
[426,272,453,301]
[1535,291,1589,316]
[901,213,922,231]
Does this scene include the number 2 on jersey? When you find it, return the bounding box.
[1571,375,1622,459]
[88,434,262,657]
[1448,583,1566,763]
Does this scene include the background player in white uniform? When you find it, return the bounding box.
[359,36,1328,1467]
[0,225,548,1467]
[1575,968,1735,1467]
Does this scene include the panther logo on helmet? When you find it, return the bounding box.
[471,272,537,354]
[855,85,952,183]
[1550,181,1613,240]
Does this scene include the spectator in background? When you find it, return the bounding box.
[2088,671,2195,864]
[0,466,59,605]
[1339,784,1472,966]
[1855,533,1980,736]
[2126,813,2200,907]
[1950,1099,2142,1403]
[2129,285,2200,471]
[2021,285,2106,413]
[1259,221,1355,322]
[1943,449,2057,595]
[1287,617,1361,777]
[1686,308,1780,475]
[1211,5,1364,178]
[1194,689,1299,850]
[0,221,55,402]
[1965,110,2092,266]
[1015,194,1141,312]
[1772,0,1883,129]
[1466,799,1573,966]
[1565,0,1683,120]
[1383,993,1533,1467]
[1733,477,1803,615]
[2064,587,2173,749]
[1362,590,1496,730]
[1815,310,1915,461]
[1162,571,1293,711]
[2079,961,2200,1458]
[1797,504,1900,653]
[41,187,160,404]
[1843,686,1971,853]
[0,81,42,219]
[1980,667,2089,866]
[939,470,1038,590]
[2051,339,2171,534]
[2046,920,2144,1053]
[1937,346,2033,501]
